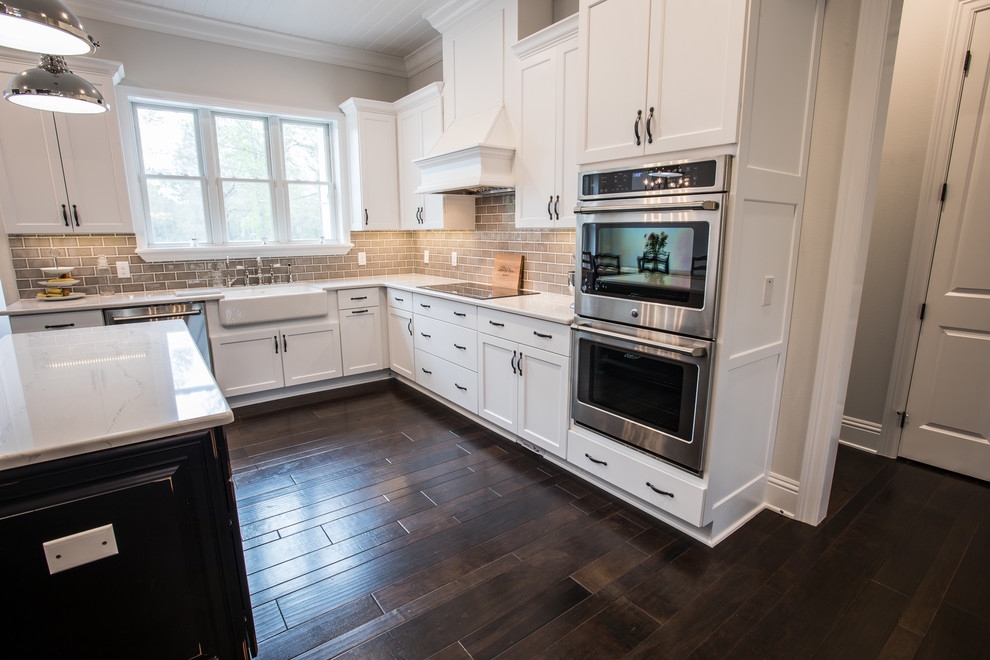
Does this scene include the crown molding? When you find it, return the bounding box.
[404,36,442,77]
[512,14,578,59]
[0,49,125,81]
[425,0,496,33]
[76,0,409,77]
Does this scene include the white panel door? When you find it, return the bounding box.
[644,0,745,154]
[557,37,581,228]
[517,346,570,458]
[213,328,284,397]
[357,113,399,230]
[340,307,384,375]
[899,11,990,480]
[280,322,342,387]
[397,108,424,229]
[478,334,518,432]
[579,0,652,163]
[387,307,415,379]
[517,48,558,227]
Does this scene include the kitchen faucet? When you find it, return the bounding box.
[224,257,244,287]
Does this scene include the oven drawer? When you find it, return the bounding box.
[413,294,477,329]
[414,315,477,371]
[338,287,380,310]
[567,428,707,526]
[478,308,569,356]
[386,288,412,312]
[415,349,478,414]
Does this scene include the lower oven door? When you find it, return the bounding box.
[571,321,712,474]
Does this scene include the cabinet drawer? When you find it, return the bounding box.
[9,310,104,333]
[413,293,477,329]
[414,315,477,371]
[567,429,707,526]
[478,308,569,356]
[338,287,380,310]
[415,349,478,414]
[386,288,413,312]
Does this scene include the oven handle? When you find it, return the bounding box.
[574,200,719,214]
[573,323,708,358]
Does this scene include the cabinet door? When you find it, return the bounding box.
[387,307,415,379]
[477,334,519,432]
[557,37,581,228]
[280,321,343,386]
[355,112,400,231]
[517,346,570,458]
[644,0,745,154]
[578,0,652,163]
[213,327,285,396]
[517,48,559,228]
[397,107,424,229]
[340,307,385,375]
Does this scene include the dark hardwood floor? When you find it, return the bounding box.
[225,381,990,659]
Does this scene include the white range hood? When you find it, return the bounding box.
[413,105,515,195]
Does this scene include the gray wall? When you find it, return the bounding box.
[408,61,443,94]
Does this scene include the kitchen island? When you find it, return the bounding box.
[0,321,255,659]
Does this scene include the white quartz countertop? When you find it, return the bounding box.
[0,320,234,471]
[1,274,576,325]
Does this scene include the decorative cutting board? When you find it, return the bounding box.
[493,253,524,290]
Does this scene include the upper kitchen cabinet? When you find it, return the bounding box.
[339,98,400,231]
[577,0,747,163]
[0,56,132,234]
[395,83,475,230]
[514,15,579,228]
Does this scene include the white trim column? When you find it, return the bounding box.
[796,0,904,524]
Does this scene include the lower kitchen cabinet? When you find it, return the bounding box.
[213,320,342,397]
[340,306,385,376]
[478,333,570,458]
[387,305,415,379]
[8,309,105,333]
[0,428,255,660]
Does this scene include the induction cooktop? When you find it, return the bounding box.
[418,282,539,300]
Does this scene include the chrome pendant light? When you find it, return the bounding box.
[4,54,107,113]
[0,0,97,55]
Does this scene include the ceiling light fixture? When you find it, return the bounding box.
[4,54,107,113]
[0,0,97,55]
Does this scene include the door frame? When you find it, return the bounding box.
[877,0,990,459]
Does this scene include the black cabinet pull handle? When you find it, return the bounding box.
[72,204,79,226]
[455,383,467,391]
[646,482,674,497]
[274,335,279,354]
[44,323,75,329]
[517,352,523,376]
[585,453,607,466]
[420,332,431,338]
[533,331,553,339]
[61,204,69,227]
[394,296,404,302]
[554,195,559,220]
[365,208,369,225]
[454,343,466,350]
[634,109,642,145]
[646,107,654,144]
[421,367,432,374]
[547,194,553,220]
[511,350,517,375]
[350,296,367,301]
[282,334,287,352]
[453,311,467,317]
[489,320,504,327]
[407,319,412,336]
[352,309,369,314]
[420,303,431,308]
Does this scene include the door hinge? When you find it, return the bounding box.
[897,410,909,428]
[940,182,948,203]
[964,50,972,76]
[920,303,927,320]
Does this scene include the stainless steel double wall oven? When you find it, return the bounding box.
[572,156,729,474]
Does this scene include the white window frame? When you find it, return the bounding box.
[117,86,353,261]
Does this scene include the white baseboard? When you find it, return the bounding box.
[838,415,882,453]
[765,472,800,518]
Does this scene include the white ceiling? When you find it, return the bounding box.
[71,0,451,76]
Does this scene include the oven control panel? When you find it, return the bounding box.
[580,157,727,199]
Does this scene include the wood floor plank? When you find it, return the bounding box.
[255,594,383,660]
[252,600,286,644]
[913,604,990,660]
[541,597,659,658]
[811,580,908,659]
[244,526,331,575]
[877,625,923,660]
[942,522,990,621]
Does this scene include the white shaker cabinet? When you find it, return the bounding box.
[514,17,579,228]
[395,83,475,231]
[339,98,400,231]
[386,289,415,380]
[577,0,746,163]
[338,288,387,375]
[0,57,132,234]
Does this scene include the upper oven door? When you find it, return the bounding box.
[575,194,724,339]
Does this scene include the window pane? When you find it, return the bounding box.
[136,107,200,176]
[283,122,328,182]
[288,183,333,240]
[222,181,274,242]
[216,115,270,179]
[146,179,208,244]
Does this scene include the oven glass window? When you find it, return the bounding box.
[585,343,697,442]
[580,222,710,307]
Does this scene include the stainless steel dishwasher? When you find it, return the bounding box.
[104,302,211,369]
